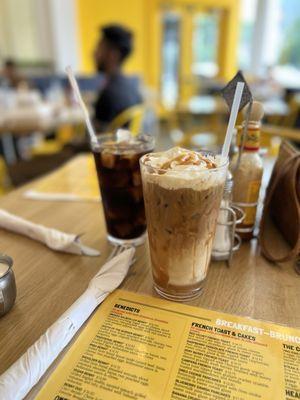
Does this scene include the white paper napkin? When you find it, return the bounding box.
[24,190,100,203]
[0,247,135,400]
[0,209,100,256]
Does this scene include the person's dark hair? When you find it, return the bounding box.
[4,58,16,68]
[101,24,133,62]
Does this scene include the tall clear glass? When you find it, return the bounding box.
[140,151,228,301]
[92,133,154,246]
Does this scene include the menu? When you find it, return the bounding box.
[25,155,100,201]
[36,290,300,400]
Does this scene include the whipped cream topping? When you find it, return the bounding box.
[142,147,227,190]
[144,147,219,170]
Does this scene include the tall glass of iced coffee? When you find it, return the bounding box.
[140,147,228,301]
[92,131,154,246]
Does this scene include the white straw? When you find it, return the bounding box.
[221,82,245,158]
[65,66,98,146]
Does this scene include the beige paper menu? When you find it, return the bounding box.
[36,290,300,400]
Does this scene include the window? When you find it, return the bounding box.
[238,0,258,71]
[239,0,300,85]
[192,11,220,78]
[278,0,300,68]
[161,13,181,108]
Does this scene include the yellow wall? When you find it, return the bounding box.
[218,2,240,81]
[76,0,148,76]
[76,0,239,96]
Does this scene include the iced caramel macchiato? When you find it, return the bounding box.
[140,147,228,301]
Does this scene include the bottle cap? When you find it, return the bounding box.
[243,101,264,122]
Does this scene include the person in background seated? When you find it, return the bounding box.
[93,24,143,132]
[0,59,24,89]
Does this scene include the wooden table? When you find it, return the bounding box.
[178,95,289,117]
[0,156,299,398]
[0,105,84,136]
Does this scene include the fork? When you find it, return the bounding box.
[106,244,136,265]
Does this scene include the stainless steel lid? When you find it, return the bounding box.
[0,254,13,278]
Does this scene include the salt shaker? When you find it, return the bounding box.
[212,171,233,260]
[212,170,245,264]
[0,254,17,317]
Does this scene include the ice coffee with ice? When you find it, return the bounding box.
[140,147,227,300]
[92,131,154,245]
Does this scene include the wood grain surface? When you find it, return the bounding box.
[0,155,298,399]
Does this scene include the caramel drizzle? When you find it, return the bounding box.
[160,152,216,170]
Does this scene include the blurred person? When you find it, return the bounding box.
[93,24,143,131]
[0,59,25,89]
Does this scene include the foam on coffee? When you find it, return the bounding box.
[142,147,227,191]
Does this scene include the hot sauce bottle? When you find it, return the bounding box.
[230,101,264,240]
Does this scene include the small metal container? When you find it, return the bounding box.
[0,254,16,317]
[212,205,245,266]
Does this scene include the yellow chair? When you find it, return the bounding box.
[282,94,300,128]
[266,94,300,128]
[32,105,145,156]
[30,124,77,156]
[0,156,12,195]
[108,104,145,135]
